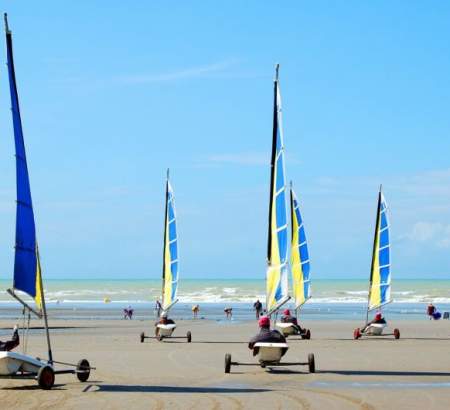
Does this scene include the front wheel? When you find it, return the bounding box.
[353,328,361,340]
[140,332,145,343]
[37,365,55,390]
[303,329,311,340]
[224,353,231,374]
[308,353,315,373]
[394,328,400,339]
[187,331,192,343]
[76,359,91,382]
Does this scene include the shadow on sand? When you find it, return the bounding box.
[318,370,450,377]
[84,385,271,394]
[2,384,66,391]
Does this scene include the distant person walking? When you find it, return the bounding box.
[253,299,263,319]
[224,307,233,319]
[123,305,134,320]
[155,299,162,318]
[192,304,200,319]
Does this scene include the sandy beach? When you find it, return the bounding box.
[0,317,449,409]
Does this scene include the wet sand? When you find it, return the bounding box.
[0,318,449,409]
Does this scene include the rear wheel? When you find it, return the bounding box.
[353,328,361,340]
[187,331,192,343]
[140,332,145,343]
[76,359,91,382]
[303,329,311,340]
[37,365,55,390]
[308,353,315,373]
[224,353,231,373]
[394,328,400,339]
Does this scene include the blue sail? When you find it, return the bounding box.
[162,176,179,311]
[5,17,42,307]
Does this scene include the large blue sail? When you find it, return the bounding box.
[5,15,42,308]
[162,173,179,311]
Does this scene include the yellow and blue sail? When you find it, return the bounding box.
[290,186,311,309]
[266,65,289,314]
[368,189,391,311]
[5,18,42,309]
[162,175,179,312]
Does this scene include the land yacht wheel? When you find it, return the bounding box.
[308,353,315,373]
[140,332,145,343]
[224,353,231,373]
[37,365,55,390]
[394,328,400,339]
[353,328,361,340]
[303,329,311,340]
[187,331,192,343]
[76,359,91,382]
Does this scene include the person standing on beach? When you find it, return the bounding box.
[224,307,232,319]
[192,304,200,319]
[253,299,263,319]
[155,299,162,317]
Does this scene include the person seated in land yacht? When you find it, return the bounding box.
[154,312,175,337]
[248,316,287,356]
[280,309,303,334]
[361,312,386,332]
[0,325,19,352]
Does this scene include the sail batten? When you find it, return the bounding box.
[162,175,179,312]
[368,190,391,311]
[5,16,42,310]
[290,186,311,309]
[266,65,289,314]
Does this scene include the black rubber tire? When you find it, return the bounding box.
[76,359,91,382]
[304,329,311,340]
[37,365,55,390]
[394,328,400,339]
[308,353,315,373]
[140,332,145,343]
[224,353,231,374]
[187,331,192,343]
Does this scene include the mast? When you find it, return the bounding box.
[161,168,169,312]
[4,13,52,363]
[266,64,279,267]
[37,246,53,364]
[366,185,382,324]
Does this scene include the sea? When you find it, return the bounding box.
[0,279,449,322]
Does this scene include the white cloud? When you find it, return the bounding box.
[405,221,450,248]
[116,60,238,85]
[207,152,268,166]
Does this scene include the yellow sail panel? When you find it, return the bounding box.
[290,187,311,308]
[266,201,282,312]
[368,216,381,309]
[34,249,43,310]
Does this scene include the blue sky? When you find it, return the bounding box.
[0,1,449,279]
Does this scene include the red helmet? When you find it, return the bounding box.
[258,316,270,328]
[283,309,291,315]
[375,312,382,321]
